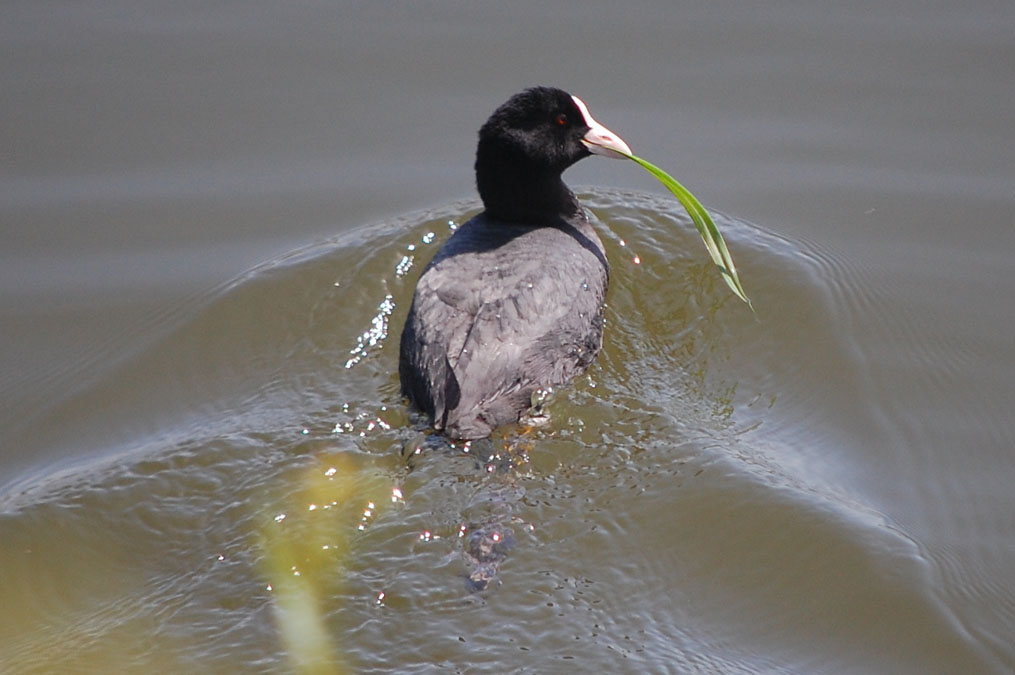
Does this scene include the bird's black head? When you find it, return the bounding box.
[474,87,630,223]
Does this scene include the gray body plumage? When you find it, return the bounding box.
[399,208,608,439]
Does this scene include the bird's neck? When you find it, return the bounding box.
[475,155,579,224]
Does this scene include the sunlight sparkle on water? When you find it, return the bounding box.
[395,254,414,276]
[358,501,377,531]
[345,294,395,368]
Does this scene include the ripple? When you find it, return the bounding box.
[0,189,1002,672]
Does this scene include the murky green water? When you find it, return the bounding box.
[3,2,1014,673]
[0,192,1007,672]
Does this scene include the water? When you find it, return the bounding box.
[3,2,1014,673]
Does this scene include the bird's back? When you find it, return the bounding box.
[399,211,608,439]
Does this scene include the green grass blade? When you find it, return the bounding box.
[615,150,752,309]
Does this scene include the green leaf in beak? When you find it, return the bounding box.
[613,149,753,310]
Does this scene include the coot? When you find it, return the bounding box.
[399,87,631,439]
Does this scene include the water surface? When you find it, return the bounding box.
[2,2,1014,673]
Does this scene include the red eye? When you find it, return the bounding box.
[556,113,568,126]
